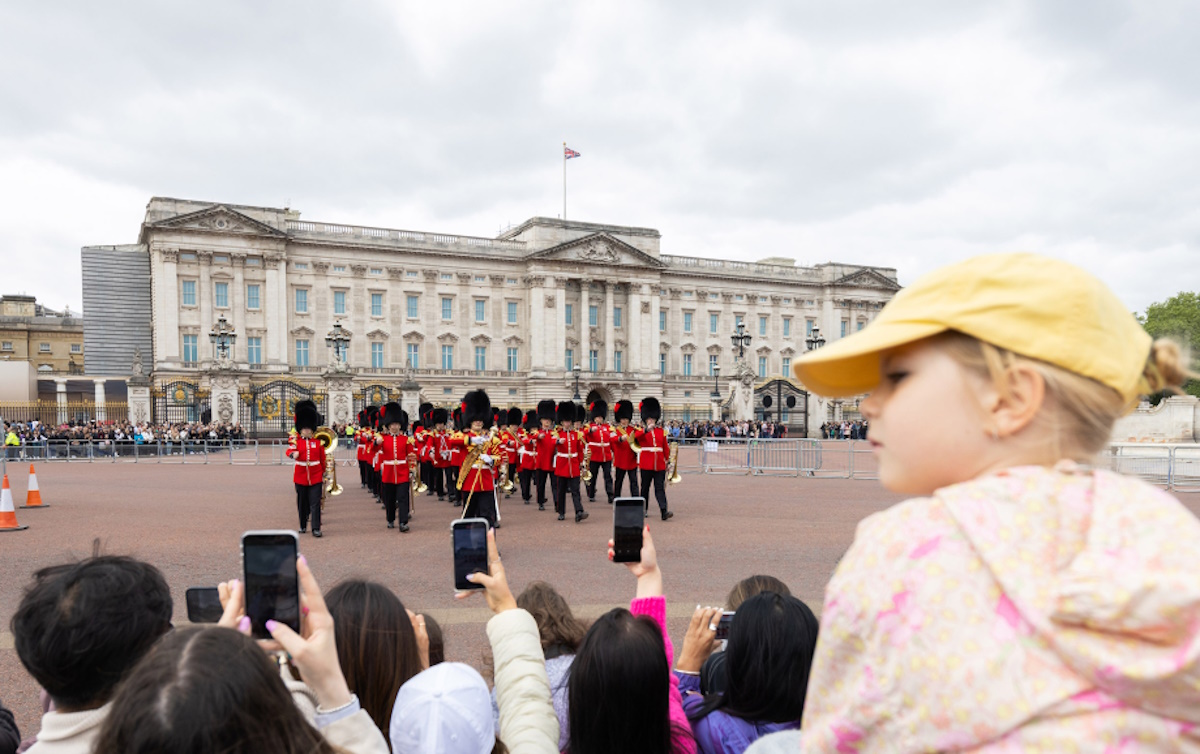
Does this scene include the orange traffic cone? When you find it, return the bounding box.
[0,475,29,532]
[21,464,47,508]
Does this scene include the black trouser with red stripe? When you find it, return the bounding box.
[295,483,322,532]
[555,475,583,516]
[614,465,640,499]
[518,468,534,501]
[358,459,369,486]
[586,460,614,502]
[381,482,411,526]
[640,469,668,514]
[463,488,497,528]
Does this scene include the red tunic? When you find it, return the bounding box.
[356,430,371,462]
[632,426,668,472]
[449,434,466,468]
[583,422,614,463]
[378,434,412,484]
[449,431,495,492]
[554,430,584,478]
[612,425,639,471]
[534,429,557,471]
[286,436,326,486]
[517,430,538,471]
[432,431,451,469]
[503,429,519,466]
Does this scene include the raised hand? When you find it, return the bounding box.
[457,528,517,614]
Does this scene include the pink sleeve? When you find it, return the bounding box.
[630,596,697,754]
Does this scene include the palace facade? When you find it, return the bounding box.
[84,197,899,431]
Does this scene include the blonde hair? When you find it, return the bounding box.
[938,332,1195,461]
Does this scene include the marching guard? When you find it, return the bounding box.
[633,397,673,521]
[517,409,538,504]
[448,407,466,506]
[451,390,500,529]
[532,399,558,511]
[584,399,615,505]
[377,402,413,532]
[430,408,451,501]
[612,399,641,499]
[355,409,372,489]
[286,399,326,537]
[553,400,589,523]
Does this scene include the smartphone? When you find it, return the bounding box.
[714,610,735,641]
[612,497,645,563]
[185,587,223,623]
[452,518,490,592]
[241,530,300,639]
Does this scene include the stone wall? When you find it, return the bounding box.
[1112,395,1199,443]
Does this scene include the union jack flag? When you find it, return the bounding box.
[564,146,581,159]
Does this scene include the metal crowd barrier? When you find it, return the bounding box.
[4,438,1199,491]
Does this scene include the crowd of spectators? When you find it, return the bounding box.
[3,532,821,754]
[1,420,250,459]
[665,420,789,441]
[817,420,868,440]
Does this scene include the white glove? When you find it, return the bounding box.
[471,435,487,446]
[480,453,494,466]
[440,450,450,460]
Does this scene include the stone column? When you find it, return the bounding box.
[93,379,107,422]
[822,286,836,341]
[528,276,546,374]
[208,369,242,426]
[648,286,662,376]
[555,278,567,371]
[806,394,825,439]
[127,379,152,426]
[579,280,590,373]
[323,370,355,427]
[400,374,422,420]
[627,284,642,373]
[710,396,722,422]
[55,378,68,425]
[604,282,615,372]
[265,257,286,367]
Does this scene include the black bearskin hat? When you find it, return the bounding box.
[463,390,492,429]
[575,403,587,424]
[507,407,523,427]
[295,399,320,432]
[419,402,433,419]
[381,402,408,431]
[523,410,538,431]
[493,408,504,427]
[431,407,449,426]
[639,396,662,422]
[537,399,557,422]
[556,400,575,425]
[588,399,608,421]
[614,399,634,422]
[412,420,423,432]
[369,406,380,429]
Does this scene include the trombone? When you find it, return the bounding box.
[614,425,642,453]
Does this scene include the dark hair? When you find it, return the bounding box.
[325,580,422,745]
[517,581,587,654]
[726,574,791,610]
[423,613,445,666]
[93,627,339,754]
[568,608,679,754]
[11,555,173,709]
[691,593,819,725]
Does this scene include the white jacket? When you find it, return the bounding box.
[487,609,560,753]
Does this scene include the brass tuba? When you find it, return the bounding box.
[315,427,342,504]
[580,429,593,483]
[615,425,642,453]
[667,441,682,484]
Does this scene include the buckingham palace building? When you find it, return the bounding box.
[82,197,899,435]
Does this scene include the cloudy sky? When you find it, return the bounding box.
[2,0,1198,315]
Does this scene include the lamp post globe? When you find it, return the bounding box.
[326,321,351,365]
[209,315,237,360]
[805,326,825,352]
[572,363,582,400]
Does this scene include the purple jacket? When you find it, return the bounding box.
[675,673,801,754]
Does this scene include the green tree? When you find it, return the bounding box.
[1139,291,1200,401]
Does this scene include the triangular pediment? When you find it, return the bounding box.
[527,233,666,269]
[832,268,900,291]
[150,205,286,238]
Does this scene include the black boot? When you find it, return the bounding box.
[661,510,673,521]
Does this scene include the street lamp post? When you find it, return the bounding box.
[730,321,752,360]
[209,315,237,361]
[805,326,826,352]
[325,321,351,367]
[712,364,721,398]
[572,363,582,400]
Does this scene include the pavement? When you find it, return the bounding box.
[1,458,1197,740]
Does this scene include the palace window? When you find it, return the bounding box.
[475,346,487,371]
[783,317,792,337]
[613,306,622,328]
[214,282,229,308]
[182,280,197,307]
[182,335,198,363]
[589,305,599,327]
[806,319,815,336]
[294,262,308,270]
[333,290,347,315]
[406,343,419,369]
[683,353,693,377]
[441,345,454,370]
[475,299,486,323]
[683,312,693,333]
[70,343,82,354]
[507,347,518,372]
[39,343,50,353]
[710,313,719,334]
[333,265,346,273]
[295,339,309,366]
[406,270,418,278]
[371,342,384,369]
[441,297,453,320]
[371,293,383,317]
[709,354,718,376]
[565,304,573,326]
[782,356,791,375]
[295,289,308,314]
[1,342,11,352]
[407,295,419,319]
[758,356,767,378]
[614,350,623,372]
[565,349,575,371]
[659,352,666,375]
[246,284,260,310]
[247,337,262,365]
[659,310,666,332]
[759,315,768,336]
[841,320,848,337]
[507,301,518,324]
[369,267,382,275]
[589,349,598,372]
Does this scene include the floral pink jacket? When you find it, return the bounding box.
[801,464,1200,752]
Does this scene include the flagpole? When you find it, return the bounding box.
[562,141,567,221]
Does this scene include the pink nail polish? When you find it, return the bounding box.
[298,554,307,565]
[301,606,309,616]
[237,616,250,631]
[265,620,278,631]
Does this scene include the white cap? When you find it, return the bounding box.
[390,662,496,754]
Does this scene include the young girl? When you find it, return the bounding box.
[790,253,1200,751]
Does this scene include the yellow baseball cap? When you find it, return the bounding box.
[792,253,1152,404]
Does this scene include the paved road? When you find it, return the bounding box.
[1,461,1196,740]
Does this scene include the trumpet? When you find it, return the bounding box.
[581,429,593,483]
[315,426,343,506]
[409,452,428,498]
[667,441,682,484]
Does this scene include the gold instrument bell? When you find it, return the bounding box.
[315,426,343,499]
